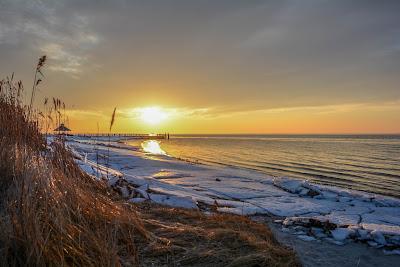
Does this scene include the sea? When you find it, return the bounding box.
[135,134,400,198]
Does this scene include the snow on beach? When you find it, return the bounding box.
[68,136,400,254]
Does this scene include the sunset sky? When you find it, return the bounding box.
[1,0,399,134]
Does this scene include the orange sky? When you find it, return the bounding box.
[66,102,400,134]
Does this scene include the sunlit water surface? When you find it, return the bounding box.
[141,140,166,155]
[131,135,400,198]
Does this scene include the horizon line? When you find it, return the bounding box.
[67,132,400,135]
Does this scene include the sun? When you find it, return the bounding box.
[139,107,168,125]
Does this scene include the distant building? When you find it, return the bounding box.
[54,123,71,134]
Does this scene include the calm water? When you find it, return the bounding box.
[146,135,400,198]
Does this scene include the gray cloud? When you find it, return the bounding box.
[0,0,399,110]
[0,0,100,76]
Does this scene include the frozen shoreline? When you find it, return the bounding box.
[68,136,400,257]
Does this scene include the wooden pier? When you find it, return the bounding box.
[71,133,169,140]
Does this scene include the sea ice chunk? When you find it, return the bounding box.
[149,193,198,209]
[331,228,353,241]
[371,230,386,245]
[273,177,304,193]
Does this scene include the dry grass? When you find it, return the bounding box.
[137,203,300,267]
[0,57,300,266]
[0,58,148,266]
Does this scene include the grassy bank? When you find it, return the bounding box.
[0,57,299,266]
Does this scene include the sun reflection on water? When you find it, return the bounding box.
[141,140,166,155]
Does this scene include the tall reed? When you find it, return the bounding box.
[106,107,117,178]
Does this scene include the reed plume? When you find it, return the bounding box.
[110,107,117,132]
[29,55,46,114]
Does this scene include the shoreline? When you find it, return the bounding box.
[74,135,400,202]
[130,135,400,199]
[79,134,400,199]
[68,136,400,263]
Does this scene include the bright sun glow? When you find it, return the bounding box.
[139,107,168,125]
[141,140,166,155]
